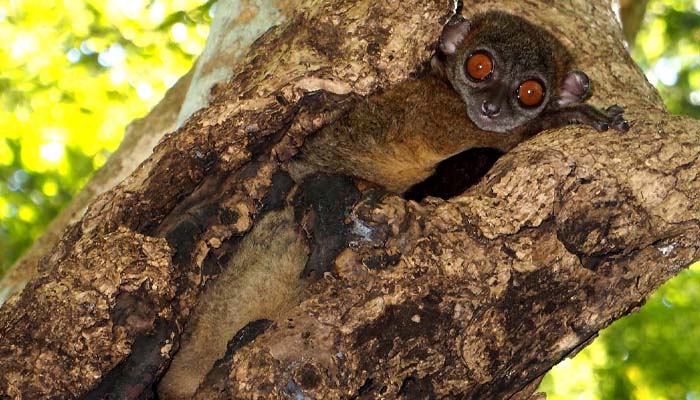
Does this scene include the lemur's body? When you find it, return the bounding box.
[290,12,628,193]
[158,11,629,398]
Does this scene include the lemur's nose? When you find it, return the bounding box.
[481,101,501,117]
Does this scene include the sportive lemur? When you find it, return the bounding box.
[290,11,629,193]
[158,11,630,398]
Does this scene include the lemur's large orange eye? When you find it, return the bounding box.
[518,80,545,107]
[466,52,493,80]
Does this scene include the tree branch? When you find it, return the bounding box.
[201,107,699,398]
[0,0,697,398]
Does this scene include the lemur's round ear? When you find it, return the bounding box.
[439,16,471,55]
[558,70,591,107]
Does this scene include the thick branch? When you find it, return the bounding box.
[203,109,700,399]
[0,0,447,397]
[0,0,697,399]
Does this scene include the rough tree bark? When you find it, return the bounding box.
[1,0,698,399]
[0,1,288,305]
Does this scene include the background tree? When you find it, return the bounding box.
[0,0,698,398]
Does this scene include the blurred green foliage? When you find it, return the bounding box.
[633,0,700,118]
[1,1,699,399]
[542,1,700,399]
[542,264,700,400]
[0,0,214,275]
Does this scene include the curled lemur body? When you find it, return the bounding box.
[292,11,628,192]
[159,11,629,398]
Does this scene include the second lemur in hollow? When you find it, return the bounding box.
[291,11,630,193]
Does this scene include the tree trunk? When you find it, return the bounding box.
[1,0,698,399]
[619,0,650,44]
[0,0,287,306]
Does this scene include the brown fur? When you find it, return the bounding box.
[288,76,528,193]
[158,208,308,399]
